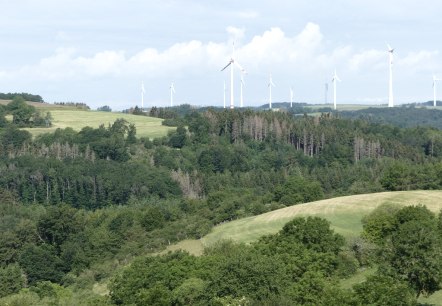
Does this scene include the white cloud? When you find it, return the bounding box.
[398,50,439,72]
[349,49,385,71]
[1,22,440,87]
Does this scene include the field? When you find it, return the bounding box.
[201,190,442,246]
[165,190,442,256]
[0,100,175,138]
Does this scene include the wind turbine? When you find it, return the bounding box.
[170,82,175,107]
[433,75,441,107]
[268,74,276,109]
[332,70,341,110]
[387,43,394,107]
[240,73,245,107]
[141,81,145,109]
[221,43,246,109]
[324,83,328,104]
[290,87,294,108]
[223,81,226,109]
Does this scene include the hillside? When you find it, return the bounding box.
[0,99,174,138]
[165,190,442,255]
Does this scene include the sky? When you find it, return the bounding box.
[1,0,442,110]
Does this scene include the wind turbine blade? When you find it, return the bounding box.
[221,61,232,71]
[234,61,246,73]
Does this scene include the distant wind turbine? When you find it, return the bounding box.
[324,83,328,104]
[290,87,294,108]
[141,81,145,109]
[240,73,246,107]
[170,82,175,107]
[223,81,226,109]
[268,74,276,109]
[221,43,246,109]
[332,70,341,110]
[387,43,394,107]
[433,75,442,107]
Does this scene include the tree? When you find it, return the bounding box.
[274,176,324,205]
[353,274,416,305]
[18,244,65,285]
[7,96,36,126]
[387,217,442,298]
[0,126,32,149]
[0,264,26,298]
[277,217,344,254]
[168,125,187,148]
[361,203,401,245]
[364,205,442,298]
[97,105,112,112]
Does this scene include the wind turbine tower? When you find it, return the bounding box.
[332,70,341,110]
[387,44,394,107]
[324,83,328,104]
[240,73,245,108]
[170,82,175,107]
[223,81,226,109]
[268,74,276,109]
[290,87,294,108]
[221,43,246,109]
[433,75,441,107]
[141,81,145,109]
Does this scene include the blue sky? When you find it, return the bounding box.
[1,0,442,110]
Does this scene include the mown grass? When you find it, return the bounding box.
[0,100,175,139]
[162,190,442,256]
[201,190,442,247]
[23,109,175,139]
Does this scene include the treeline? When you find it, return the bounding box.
[53,102,90,110]
[0,92,44,103]
[340,106,442,130]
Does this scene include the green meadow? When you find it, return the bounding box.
[0,100,175,138]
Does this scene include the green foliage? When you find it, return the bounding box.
[286,271,355,305]
[0,92,44,102]
[37,205,83,248]
[168,125,187,148]
[109,251,197,305]
[6,96,39,126]
[97,105,112,112]
[277,217,345,254]
[274,175,324,205]
[0,125,32,148]
[353,274,416,305]
[363,205,442,298]
[361,203,401,244]
[0,264,26,298]
[18,244,65,285]
[387,217,442,298]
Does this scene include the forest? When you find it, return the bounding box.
[1,104,442,304]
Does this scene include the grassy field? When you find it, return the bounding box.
[23,109,175,138]
[0,100,174,139]
[164,190,442,256]
[201,190,442,246]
